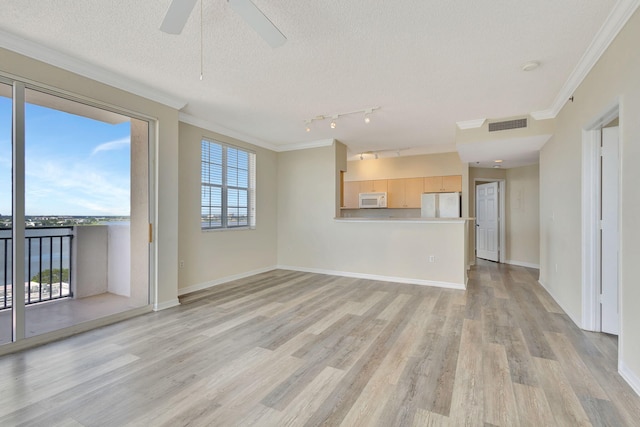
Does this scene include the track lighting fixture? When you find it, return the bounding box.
[364,108,373,124]
[303,107,380,132]
[354,148,408,160]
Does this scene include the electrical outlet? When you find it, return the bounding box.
[429,255,435,263]
[179,260,185,268]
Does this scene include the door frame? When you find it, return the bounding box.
[0,72,157,353]
[581,99,620,333]
[473,178,506,263]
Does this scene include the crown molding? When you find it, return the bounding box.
[456,119,486,130]
[531,0,640,120]
[276,139,335,152]
[179,112,279,151]
[180,112,334,153]
[0,29,187,111]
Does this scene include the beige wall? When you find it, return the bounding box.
[506,165,539,266]
[130,119,150,306]
[0,47,180,309]
[345,152,466,180]
[540,9,640,383]
[177,122,278,293]
[277,144,468,287]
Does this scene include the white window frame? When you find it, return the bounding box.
[201,139,255,230]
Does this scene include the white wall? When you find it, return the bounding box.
[74,226,108,298]
[177,122,278,294]
[506,165,539,267]
[0,47,180,309]
[107,225,131,297]
[540,8,640,388]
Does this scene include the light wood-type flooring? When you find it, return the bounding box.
[0,261,639,426]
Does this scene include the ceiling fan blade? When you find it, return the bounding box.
[160,0,199,34]
[228,0,287,48]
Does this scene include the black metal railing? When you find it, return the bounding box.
[0,227,73,310]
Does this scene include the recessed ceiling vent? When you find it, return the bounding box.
[488,118,527,132]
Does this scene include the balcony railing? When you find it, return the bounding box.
[0,227,73,310]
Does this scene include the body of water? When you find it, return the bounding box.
[0,228,72,285]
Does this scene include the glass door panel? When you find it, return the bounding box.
[23,88,149,338]
[0,83,12,345]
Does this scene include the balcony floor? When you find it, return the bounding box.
[0,293,135,344]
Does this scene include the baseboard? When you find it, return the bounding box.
[177,265,278,296]
[277,265,466,290]
[538,279,582,328]
[620,360,640,397]
[154,298,180,311]
[506,260,540,269]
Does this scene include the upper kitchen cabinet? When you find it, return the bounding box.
[423,175,462,193]
[388,177,423,208]
[343,181,360,208]
[360,179,388,193]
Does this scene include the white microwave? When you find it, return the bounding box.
[359,192,387,208]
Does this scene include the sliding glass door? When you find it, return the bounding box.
[0,82,13,345]
[0,79,151,345]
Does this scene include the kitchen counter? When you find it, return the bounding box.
[335,217,474,223]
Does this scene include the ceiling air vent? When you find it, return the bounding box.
[488,118,527,132]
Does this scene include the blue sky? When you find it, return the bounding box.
[0,95,131,216]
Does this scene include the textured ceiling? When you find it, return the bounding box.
[0,0,621,159]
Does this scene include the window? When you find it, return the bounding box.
[201,139,255,230]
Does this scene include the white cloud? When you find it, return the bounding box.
[91,137,130,155]
[24,158,130,216]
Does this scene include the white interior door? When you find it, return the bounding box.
[601,126,619,335]
[476,182,499,262]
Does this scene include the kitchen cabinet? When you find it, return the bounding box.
[388,177,423,208]
[343,181,360,208]
[423,175,462,193]
[359,179,388,193]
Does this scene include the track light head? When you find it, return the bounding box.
[364,108,373,124]
[304,107,379,132]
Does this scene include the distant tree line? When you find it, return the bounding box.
[31,268,70,283]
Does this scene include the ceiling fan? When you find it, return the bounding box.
[160,0,286,48]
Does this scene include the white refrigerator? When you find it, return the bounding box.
[421,192,461,218]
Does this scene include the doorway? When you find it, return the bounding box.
[582,101,620,336]
[476,182,499,261]
[473,178,506,263]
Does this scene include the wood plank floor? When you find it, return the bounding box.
[0,260,639,426]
